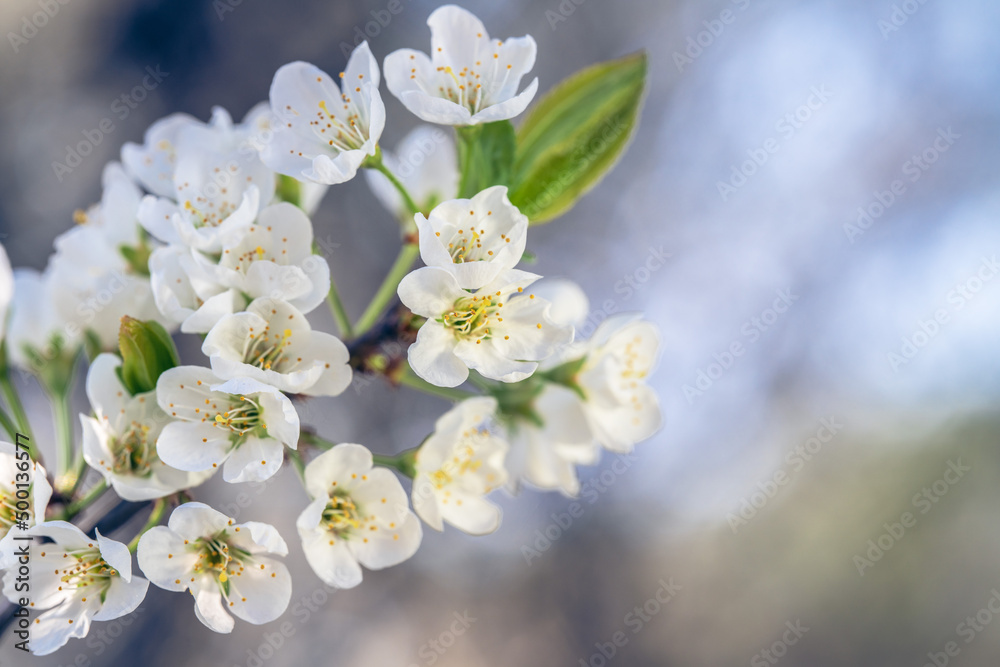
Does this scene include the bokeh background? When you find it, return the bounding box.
[3,0,1000,665]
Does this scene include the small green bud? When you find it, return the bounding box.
[117,317,180,395]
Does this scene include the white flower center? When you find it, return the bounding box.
[322,493,362,536]
[53,546,118,602]
[181,191,239,228]
[300,72,370,154]
[442,289,540,344]
[243,326,303,373]
[440,213,514,264]
[429,431,495,491]
[420,38,517,114]
[211,395,267,437]
[0,486,25,536]
[110,421,157,477]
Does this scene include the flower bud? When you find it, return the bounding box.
[117,316,179,395]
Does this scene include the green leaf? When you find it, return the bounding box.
[509,51,648,224]
[456,121,516,198]
[117,317,180,395]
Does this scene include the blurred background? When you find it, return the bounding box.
[3,0,1000,665]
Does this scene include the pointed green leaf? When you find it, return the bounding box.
[509,51,647,224]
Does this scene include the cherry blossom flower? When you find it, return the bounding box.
[6,268,79,373]
[261,42,385,185]
[411,397,508,534]
[384,5,538,125]
[571,314,662,453]
[122,112,201,198]
[191,202,331,315]
[414,185,528,289]
[81,354,212,501]
[0,441,52,568]
[503,384,598,497]
[297,444,421,589]
[136,107,276,252]
[397,267,573,387]
[155,367,299,484]
[3,521,148,655]
[137,502,291,634]
[364,125,458,220]
[202,297,351,397]
[148,244,246,334]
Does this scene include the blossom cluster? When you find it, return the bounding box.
[0,5,659,654]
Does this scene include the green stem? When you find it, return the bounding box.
[128,499,167,554]
[466,372,496,392]
[60,480,108,520]
[288,449,306,484]
[53,390,76,495]
[0,373,37,461]
[397,365,475,402]
[326,276,354,339]
[366,149,421,217]
[373,449,418,478]
[299,431,336,451]
[353,242,420,338]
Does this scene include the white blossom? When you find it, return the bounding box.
[397,267,573,387]
[411,397,507,534]
[0,441,51,569]
[122,112,201,198]
[3,522,148,655]
[6,268,79,373]
[414,185,528,289]
[155,367,300,484]
[261,42,385,185]
[203,297,351,396]
[49,168,167,349]
[81,354,212,501]
[503,384,598,497]
[297,444,421,589]
[136,107,276,252]
[572,314,662,453]
[148,244,246,334]
[137,502,291,634]
[384,5,538,125]
[191,202,331,315]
